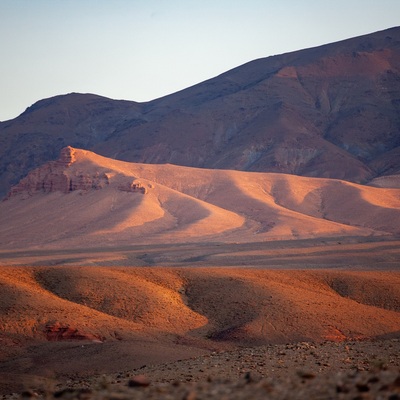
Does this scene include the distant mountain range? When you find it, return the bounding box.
[1,26,399,198]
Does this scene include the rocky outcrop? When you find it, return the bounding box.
[118,180,148,194]
[5,147,110,198]
[5,147,151,199]
[44,322,102,342]
[59,146,76,166]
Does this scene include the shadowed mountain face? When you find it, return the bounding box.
[1,27,400,197]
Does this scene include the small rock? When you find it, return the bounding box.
[128,374,151,387]
[244,371,253,383]
[183,390,197,400]
[356,382,370,392]
[21,390,39,399]
[297,371,316,379]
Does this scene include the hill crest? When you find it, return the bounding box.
[2,147,400,250]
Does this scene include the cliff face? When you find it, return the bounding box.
[5,146,151,199]
[1,27,400,197]
[6,147,110,197]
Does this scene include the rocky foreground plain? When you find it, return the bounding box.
[3,339,399,399]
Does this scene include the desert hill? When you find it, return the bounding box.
[1,147,400,252]
[1,27,400,197]
[0,265,400,395]
[1,151,400,396]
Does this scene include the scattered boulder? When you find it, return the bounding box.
[128,375,151,387]
[69,171,110,191]
[118,180,148,194]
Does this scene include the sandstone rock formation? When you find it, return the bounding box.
[118,180,148,194]
[44,321,101,342]
[5,146,112,197]
[5,147,152,201]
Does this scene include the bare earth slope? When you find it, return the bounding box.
[0,266,399,395]
[1,148,400,397]
[1,27,400,197]
[1,147,400,251]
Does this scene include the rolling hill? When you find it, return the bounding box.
[0,265,399,395]
[1,147,399,252]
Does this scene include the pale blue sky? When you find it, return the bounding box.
[1,0,399,121]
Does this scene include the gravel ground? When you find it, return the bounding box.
[7,339,400,399]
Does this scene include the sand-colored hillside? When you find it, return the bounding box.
[0,266,399,395]
[1,147,400,251]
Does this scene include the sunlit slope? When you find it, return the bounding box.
[1,147,400,249]
[182,268,400,344]
[0,267,146,343]
[0,267,399,347]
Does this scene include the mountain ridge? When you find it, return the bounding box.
[1,26,400,197]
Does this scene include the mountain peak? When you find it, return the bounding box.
[1,27,400,198]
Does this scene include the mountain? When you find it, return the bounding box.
[1,27,400,198]
[1,147,399,251]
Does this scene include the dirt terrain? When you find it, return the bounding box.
[5,339,399,399]
[75,340,400,400]
[1,236,400,269]
[1,25,400,398]
[0,257,399,397]
[0,151,399,398]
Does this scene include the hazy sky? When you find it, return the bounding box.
[1,0,399,121]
